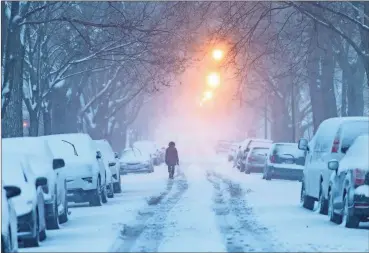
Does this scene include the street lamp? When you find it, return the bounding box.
[212,49,224,61]
[206,72,220,88]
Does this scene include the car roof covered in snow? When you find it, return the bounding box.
[2,137,54,161]
[339,135,369,173]
[94,139,115,160]
[46,133,96,158]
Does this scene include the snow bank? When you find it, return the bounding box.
[355,185,369,197]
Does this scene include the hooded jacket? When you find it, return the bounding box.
[165,143,179,166]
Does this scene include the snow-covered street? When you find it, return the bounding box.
[20,157,369,253]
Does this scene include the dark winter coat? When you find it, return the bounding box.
[165,145,179,166]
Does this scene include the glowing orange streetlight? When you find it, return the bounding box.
[212,49,224,61]
[206,72,220,88]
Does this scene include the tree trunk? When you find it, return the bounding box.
[28,110,39,136]
[341,68,348,116]
[43,107,52,135]
[347,64,365,116]
[2,2,23,137]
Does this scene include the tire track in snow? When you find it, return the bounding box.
[207,170,284,252]
[111,169,188,252]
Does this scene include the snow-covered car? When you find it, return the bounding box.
[244,146,270,174]
[298,116,369,214]
[215,140,233,154]
[263,143,305,181]
[238,139,273,172]
[2,182,20,253]
[120,148,154,174]
[133,141,159,165]
[94,139,122,194]
[327,135,369,228]
[228,143,240,162]
[2,155,47,247]
[2,137,67,230]
[47,133,108,206]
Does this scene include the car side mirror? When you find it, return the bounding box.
[327,159,339,171]
[4,185,21,199]
[96,151,102,159]
[114,152,119,159]
[109,162,116,167]
[341,146,349,154]
[298,138,308,151]
[53,158,65,170]
[35,177,48,187]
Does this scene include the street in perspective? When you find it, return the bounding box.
[2,1,369,253]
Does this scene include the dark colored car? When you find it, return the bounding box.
[263,143,305,181]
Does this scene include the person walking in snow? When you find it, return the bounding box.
[165,141,179,179]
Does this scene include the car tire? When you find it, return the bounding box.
[113,174,122,193]
[59,193,69,224]
[300,182,314,210]
[101,184,108,204]
[89,179,102,207]
[39,228,47,241]
[265,173,271,180]
[328,190,342,224]
[318,184,328,215]
[343,193,360,228]
[23,210,40,247]
[46,198,60,230]
[108,182,114,198]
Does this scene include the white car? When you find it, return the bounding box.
[94,139,122,194]
[2,137,67,230]
[2,182,20,253]
[2,155,47,247]
[298,116,369,215]
[133,140,158,165]
[244,146,270,174]
[49,133,108,206]
[120,148,154,174]
[238,139,273,172]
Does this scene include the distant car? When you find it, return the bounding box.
[244,146,270,174]
[263,143,305,181]
[237,138,273,172]
[47,133,108,207]
[215,140,233,154]
[327,135,369,228]
[298,116,369,215]
[133,140,158,165]
[2,183,20,253]
[2,155,48,247]
[3,137,67,230]
[120,148,154,174]
[94,139,122,194]
[228,143,240,162]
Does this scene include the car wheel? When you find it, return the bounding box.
[265,172,271,180]
[300,182,314,210]
[23,210,40,247]
[108,181,114,198]
[101,184,108,204]
[89,179,102,207]
[46,198,60,230]
[343,193,360,228]
[318,184,328,215]
[59,193,68,224]
[39,228,47,242]
[328,190,342,224]
[113,175,122,193]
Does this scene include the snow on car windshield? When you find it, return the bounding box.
[2,137,53,160]
[2,156,27,187]
[341,121,369,148]
[121,149,137,160]
[274,144,305,158]
[251,147,269,156]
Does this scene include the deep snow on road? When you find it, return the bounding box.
[20,157,369,253]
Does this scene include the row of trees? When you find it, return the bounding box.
[1,2,206,150]
[207,1,369,141]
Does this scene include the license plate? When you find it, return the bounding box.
[285,160,293,164]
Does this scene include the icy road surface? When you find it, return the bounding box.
[21,158,369,252]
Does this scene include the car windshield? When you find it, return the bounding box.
[2,156,27,187]
[341,121,369,148]
[274,144,305,158]
[121,149,138,160]
[251,147,269,156]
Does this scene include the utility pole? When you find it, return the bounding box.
[291,81,296,142]
[264,84,268,139]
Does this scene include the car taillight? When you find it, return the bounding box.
[269,155,275,163]
[354,169,366,185]
[248,156,255,162]
[42,184,49,193]
[331,138,340,153]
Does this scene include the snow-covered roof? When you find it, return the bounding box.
[339,135,369,173]
[2,137,54,161]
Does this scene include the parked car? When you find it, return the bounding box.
[327,135,369,228]
[120,148,154,174]
[2,155,48,247]
[244,146,269,174]
[2,182,21,253]
[215,140,233,154]
[48,133,108,207]
[94,139,122,193]
[3,137,67,230]
[133,140,159,166]
[228,143,240,162]
[263,143,305,181]
[237,138,273,172]
[298,116,369,215]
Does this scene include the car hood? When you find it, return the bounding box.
[120,157,147,164]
